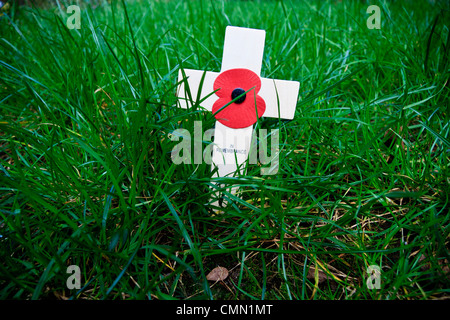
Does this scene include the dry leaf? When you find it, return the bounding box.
[307,266,328,283]
[206,266,229,282]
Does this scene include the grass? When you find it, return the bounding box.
[0,0,449,300]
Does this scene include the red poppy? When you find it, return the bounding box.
[212,68,266,129]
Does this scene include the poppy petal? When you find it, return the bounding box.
[213,94,266,128]
[213,68,261,98]
[212,68,266,129]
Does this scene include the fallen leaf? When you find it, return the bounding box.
[206,266,229,282]
[307,266,328,283]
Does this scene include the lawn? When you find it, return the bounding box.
[0,0,449,300]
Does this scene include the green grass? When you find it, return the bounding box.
[0,0,449,300]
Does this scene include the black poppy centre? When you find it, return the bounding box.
[231,88,246,104]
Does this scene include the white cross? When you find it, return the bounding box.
[177,26,299,205]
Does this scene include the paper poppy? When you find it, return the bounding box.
[212,68,266,129]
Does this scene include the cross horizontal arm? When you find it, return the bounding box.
[177,69,218,111]
[260,78,300,120]
[177,69,299,120]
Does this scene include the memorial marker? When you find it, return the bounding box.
[177,26,300,206]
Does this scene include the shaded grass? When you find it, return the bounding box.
[0,0,449,300]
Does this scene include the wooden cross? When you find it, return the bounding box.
[177,26,299,205]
